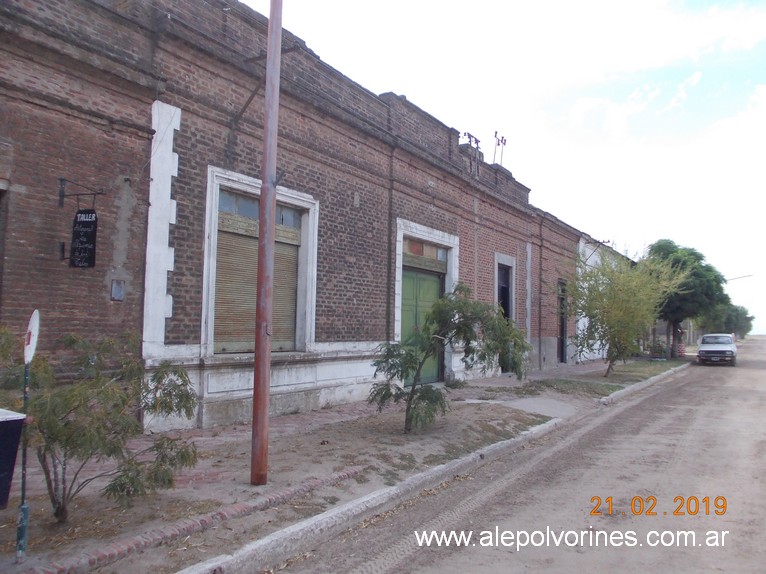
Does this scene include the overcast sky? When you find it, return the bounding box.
[242,0,766,334]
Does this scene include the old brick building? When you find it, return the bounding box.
[1,0,596,429]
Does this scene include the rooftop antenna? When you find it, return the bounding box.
[493,131,507,166]
[463,132,481,177]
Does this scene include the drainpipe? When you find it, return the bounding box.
[385,140,396,341]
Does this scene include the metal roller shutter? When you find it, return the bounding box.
[214,219,298,353]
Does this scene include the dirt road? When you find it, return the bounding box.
[280,339,766,573]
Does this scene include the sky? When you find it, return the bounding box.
[242,0,766,334]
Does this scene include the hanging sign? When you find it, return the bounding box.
[69,209,97,268]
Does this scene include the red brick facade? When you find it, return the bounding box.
[1,0,584,428]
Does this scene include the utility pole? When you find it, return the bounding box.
[251,0,283,486]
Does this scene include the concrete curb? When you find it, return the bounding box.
[176,417,564,574]
[598,362,690,405]
[178,362,691,574]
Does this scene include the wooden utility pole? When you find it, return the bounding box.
[251,0,283,486]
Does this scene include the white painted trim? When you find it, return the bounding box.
[309,341,383,354]
[143,344,202,367]
[201,166,318,358]
[143,101,181,360]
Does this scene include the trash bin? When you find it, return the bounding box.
[0,408,25,510]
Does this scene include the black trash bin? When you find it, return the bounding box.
[0,408,25,510]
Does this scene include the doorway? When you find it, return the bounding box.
[401,269,443,384]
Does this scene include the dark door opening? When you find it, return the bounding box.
[497,264,512,320]
[497,264,514,372]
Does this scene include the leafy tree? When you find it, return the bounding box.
[369,283,530,433]
[569,250,687,376]
[0,331,198,523]
[694,302,729,335]
[697,303,754,339]
[725,305,754,338]
[648,239,728,356]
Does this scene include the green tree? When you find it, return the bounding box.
[697,303,754,339]
[1,332,198,523]
[695,302,729,335]
[725,305,754,338]
[569,250,687,376]
[648,239,728,357]
[369,283,530,433]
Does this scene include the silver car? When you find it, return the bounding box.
[696,333,737,366]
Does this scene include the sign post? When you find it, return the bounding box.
[16,310,38,563]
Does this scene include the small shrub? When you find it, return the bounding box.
[648,339,667,358]
[369,284,530,433]
[444,378,468,389]
[1,329,198,522]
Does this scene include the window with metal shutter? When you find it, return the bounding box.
[214,214,299,353]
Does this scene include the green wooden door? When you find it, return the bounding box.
[402,269,442,384]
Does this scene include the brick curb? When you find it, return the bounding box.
[17,467,363,574]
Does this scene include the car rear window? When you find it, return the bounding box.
[701,335,732,345]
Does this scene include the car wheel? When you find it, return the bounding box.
[731,358,736,367]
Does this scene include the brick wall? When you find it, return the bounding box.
[1,0,586,373]
[0,0,161,354]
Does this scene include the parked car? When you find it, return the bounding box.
[696,333,737,366]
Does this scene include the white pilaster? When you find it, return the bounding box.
[143,101,181,359]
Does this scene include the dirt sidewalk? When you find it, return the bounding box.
[0,359,685,573]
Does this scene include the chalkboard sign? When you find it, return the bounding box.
[70,209,97,268]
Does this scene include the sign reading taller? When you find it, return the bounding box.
[69,209,97,268]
